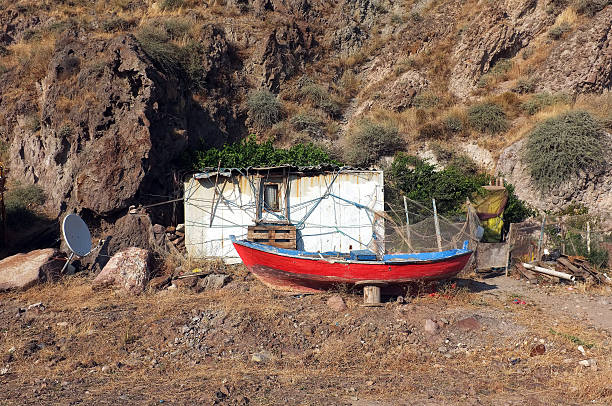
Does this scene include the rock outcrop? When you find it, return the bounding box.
[92,247,151,294]
[379,70,429,112]
[536,7,612,94]
[9,32,243,221]
[449,0,551,99]
[260,22,316,92]
[0,249,62,291]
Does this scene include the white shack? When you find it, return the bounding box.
[184,165,384,262]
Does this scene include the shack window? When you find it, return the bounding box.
[263,183,279,211]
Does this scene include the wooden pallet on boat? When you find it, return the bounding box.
[247,224,297,249]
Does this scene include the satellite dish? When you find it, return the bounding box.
[62,214,92,257]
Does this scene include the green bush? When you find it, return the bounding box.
[489,58,512,76]
[443,115,463,133]
[417,121,448,140]
[247,90,283,129]
[574,0,610,17]
[136,24,186,75]
[5,184,46,227]
[521,92,569,115]
[547,228,609,268]
[548,22,572,40]
[344,120,403,166]
[412,92,439,109]
[299,84,341,116]
[513,77,537,94]
[290,113,325,137]
[102,17,136,33]
[194,135,339,168]
[387,154,489,215]
[467,102,508,134]
[524,111,610,191]
[503,182,535,225]
[25,114,41,133]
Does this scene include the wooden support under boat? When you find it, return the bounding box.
[363,285,381,305]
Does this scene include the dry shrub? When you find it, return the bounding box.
[344,119,403,166]
[524,110,610,191]
[467,102,508,134]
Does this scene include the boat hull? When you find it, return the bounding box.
[232,239,472,293]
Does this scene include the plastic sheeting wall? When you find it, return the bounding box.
[184,170,384,262]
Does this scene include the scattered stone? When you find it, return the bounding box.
[578,359,597,369]
[92,247,151,294]
[101,365,111,373]
[196,274,231,292]
[438,346,448,353]
[56,322,69,327]
[0,249,62,291]
[0,366,9,375]
[577,345,586,356]
[251,351,272,363]
[27,302,45,312]
[326,295,347,312]
[424,319,439,334]
[455,317,481,331]
[301,324,315,337]
[530,344,546,357]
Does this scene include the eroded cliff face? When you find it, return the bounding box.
[8,31,243,220]
[448,0,552,99]
[0,0,612,234]
[536,7,612,93]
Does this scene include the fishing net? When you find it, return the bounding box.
[374,195,482,256]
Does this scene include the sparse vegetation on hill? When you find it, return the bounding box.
[467,102,508,135]
[344,120,402,167]
[524,111,610,191]
[246,90,283,129]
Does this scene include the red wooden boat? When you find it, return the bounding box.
[230,236,473,293]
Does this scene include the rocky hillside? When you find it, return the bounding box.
[0,0,611,247]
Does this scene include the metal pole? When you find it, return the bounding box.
[537,214,546,261]
[209,160,221,227]
[587,221,591,255]
[432,199,442,252]
[403,196,413,252]
[60,252,74,274]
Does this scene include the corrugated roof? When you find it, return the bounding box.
[192,165,380,180]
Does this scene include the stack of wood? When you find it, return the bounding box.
[515,255,610,284]
[165,224,186,254]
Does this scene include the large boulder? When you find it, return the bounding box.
[0,249,63,291]
[92,247,152,294]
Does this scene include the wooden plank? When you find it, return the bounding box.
[515,263,537,283]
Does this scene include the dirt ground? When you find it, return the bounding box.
[1,268,611,405]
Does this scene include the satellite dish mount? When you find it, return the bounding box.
[61,213,93,273]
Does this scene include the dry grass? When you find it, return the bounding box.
[556,7,579,26]
[1,275,611,404]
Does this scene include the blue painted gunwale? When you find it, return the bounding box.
[229,236,472,265]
